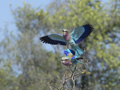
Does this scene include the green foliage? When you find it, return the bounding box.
[0,0,120,90]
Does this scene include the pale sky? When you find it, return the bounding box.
[0,0,52,29]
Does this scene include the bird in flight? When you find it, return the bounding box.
[40,24,93,59]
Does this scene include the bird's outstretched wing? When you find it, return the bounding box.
[71,24,93,43]
[40,34,66,45]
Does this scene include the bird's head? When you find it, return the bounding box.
[62,29,69,36]
[61,57,72,66]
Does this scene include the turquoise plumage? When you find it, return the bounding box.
[40,24,93,65]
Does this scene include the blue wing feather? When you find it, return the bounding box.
[71,24,93,43]
[40,34,66,45]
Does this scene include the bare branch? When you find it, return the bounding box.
[47,82,53,90]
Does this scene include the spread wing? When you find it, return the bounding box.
[40,34,66,45]
[71,24,93,44]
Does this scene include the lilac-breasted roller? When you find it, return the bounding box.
[61,49,84,66]
[40,24,93,59]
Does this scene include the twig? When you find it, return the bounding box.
[69,66,73,73]
[71,65,77,90]
[47,82,53,90]
[59,65,80,90]
[48,80,60,90]
[50,84,59,90]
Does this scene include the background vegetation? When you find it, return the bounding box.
[0,0,120,90]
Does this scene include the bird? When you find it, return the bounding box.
[61,49,84,66]
[40,24,93,60]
